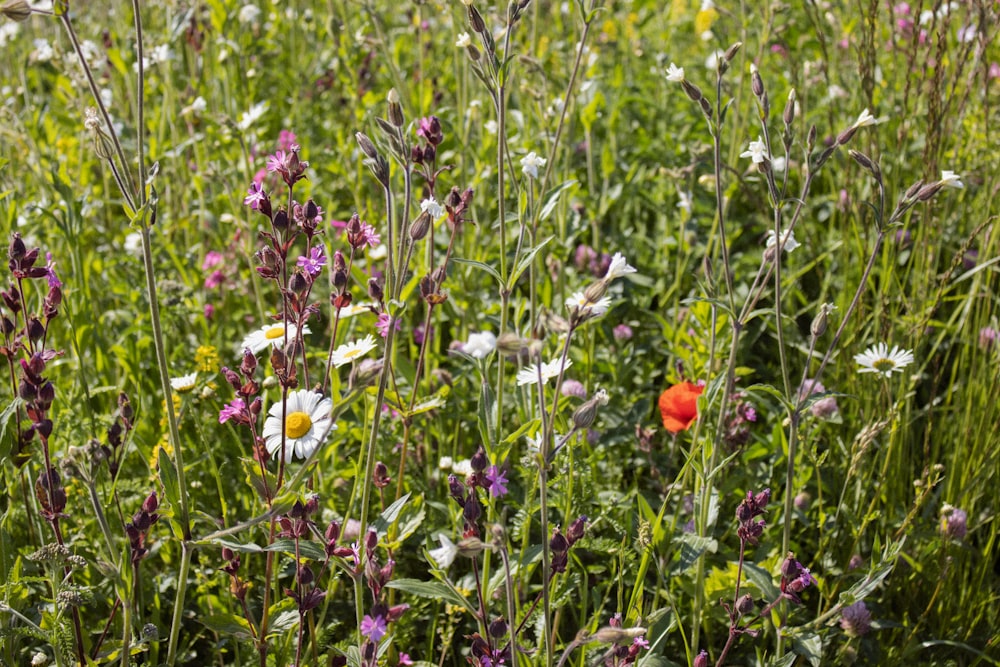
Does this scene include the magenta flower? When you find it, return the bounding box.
[219,398,248,424]
[360,613,387,643]
[202,251,223,270]
[204,270,225,289]
[485,465,509,498]
[277,129,297,151]
[840,601,872,637]
[296,246,327,276]
[44,252,62,289]
[266,150,287,174]
[359,222,381,248]
[376,313,400,338]
[244,182,267,210]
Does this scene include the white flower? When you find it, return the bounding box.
[0,23,21,49]
[241,322,310,355]
[677,190,693,213]
[421,197,444,219]
[33,39,54,63]
[237,101,268,131]
[456,32,472,48]
[771,156,787,173]
[854,343,915,377]
[429,534,459,568]
[740,136,768,164]
[700,0,715,9]
[940,170,964,189]
[604,252,637,280]
[665,63,685,82]
[484,120,498,135]
[262,390,335,462]
[765,228,800,254]
[238,4,262,24]
[181,96,207,117]
[123,232,143,256]
[453,459,474,476]
[516,358,572,386]
[566,290,612,316]
[463,331,496,359]
[336,302,374,318]
[438,456,454,470]
[520,151,547,179]
[851,108,886,129]
[705,49,725,71]
[330,334,378,367]
[170,372,198,393]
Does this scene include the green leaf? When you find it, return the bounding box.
[157,448,180,523]
[264,539,327,561]
[453,257,502,285]
[509,236,553,288]
[372,493,411,538]
[387,578,476,615]
[539,181,577,222]
[742,561,779,599]
[478,380,497,451]
[208,538,264,554]
[675,533,717,574]
[198,613,254,641]
[0,398,23,465]
[791,629,823,667]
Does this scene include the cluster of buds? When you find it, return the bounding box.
[125,492,160,565]
[549,516,587,574]
[467,623,511,667]
[330,248,352,310]
[412,115,443,165]
[102,392,134,478]
[277,497,328,613]
[447,446,492,537]
[220,546,248,602]
[219,351,265,459]
[594,613,649,666]
[779,553,816,604]
[735,488,770,546]
[722,392,757,450]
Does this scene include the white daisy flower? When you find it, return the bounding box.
[740,136,768,164]
[330,334,378,367]
[940,170,964,189]
[262,389,335,462]
[604,252,637,280]
[170,372,198,393]
[429,534,459,569]
[438,456,454,470]
[665,63,685,82]
[520,151,547,179]
[463,331,496,359]
[517,358,572,386]
[854,343,915,377]
[452,459,474,476]
[336,302,374,318]
[766,228,800,254]
[240,322,310,355]
[566,291,612,316]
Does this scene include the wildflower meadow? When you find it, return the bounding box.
[1,0,999,665]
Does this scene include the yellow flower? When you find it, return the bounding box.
[195,345,220,373]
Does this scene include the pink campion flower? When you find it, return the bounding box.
[202,251,223,270]
[398,653,414,666]
[219,398,248,424]
[266,150,288,174]
[252,168,267,186]
[244,182,267,209]
[204,270,225,289]
[376,312,400,338]
[359,222,381,248]
[277,129,297,151]
[204,303,215,319]
[360,613,387,643]
[485,465,509,498]
[44,252,62,289]
[296,246,327,276]
[990,62,1000,79]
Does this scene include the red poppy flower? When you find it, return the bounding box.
[658,381,703,433]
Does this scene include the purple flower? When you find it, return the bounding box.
[940,505,968,540]
[266,150,287,174]
[840,601,872,637]
[398,653,413,665]
[204,303,215,319]
[244,182,267,210]
[612,323,633,342]
[633,635,650,649]
[359,222,381,248]
[202,251,223,270]
[798,378,839,419]
[204,270,225,289]
[360,613,387,643]
[485,465,509,498]
[219,398,247,424]
[296,246,327,276]
[560,379,586,398]
[376,313,400,338]
[979,327,999,349]
[44,252,62,289]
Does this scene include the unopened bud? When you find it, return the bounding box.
[496,332,526,356]
[386,89,404,128]
[349,358,383,390]
[591,626,647,645]
[468,4,487,33]
[680,79,703,103]
[783,89,796,127]
[1,0,33,21]
[810,303,832,338]
[409,210,433,241]
[750,63,764,98]
[356,132,378,159]
[736,593,755,616]
[724,41,743,62]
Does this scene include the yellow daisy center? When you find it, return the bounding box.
[265,326,287,340]
[872,358,895,373]
[285,411,312,439]
[342,348,363,361]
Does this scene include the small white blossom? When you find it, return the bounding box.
[238,4,262,24]
[32,39,54,63]
[420,197,444,219]
[604,252,637,280]
[330,335,378,367]
[438,456,454,470]
[566,291,612,317]
[940,170,964,189]
[170,372,198,393]
[740,136,768,164]
[181,96,207,117]
[456,32,472,48]
[453,459,474,476]
[851,108,886,129]
[665,63,685,82]
[520,151,547,179]
[677,189,693,213]
[237,101,268,131]
[766,228,800,254]
[705,49,725,71]
[462,331,496,359]
[429,534,459,569]
[516,359,572,386]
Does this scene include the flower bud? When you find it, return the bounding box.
[356,132,378,159]
[409,210,433,241]
[386,88,404,128]
[468,4,487,33]
[783,89,796,127]
[1,0,33,21]
[736,593,755,616]
[693,650,710,667]
[750,63,764,98]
